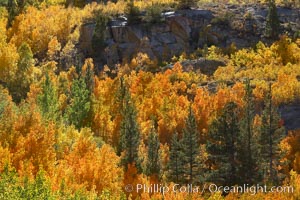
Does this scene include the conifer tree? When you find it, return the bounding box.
[125,0,141,24]
[0,86,10,118]
[115,77,127,113]
[146,124,161,177]
[65,77,90,130]
[238,79,257,184]
[258,83,285,185]
[38,73,59,122]
[181,106,200,184]
[168,132,185,184]
[265,0,280,39]
[81,59,95,94]
[92,11,109,53]
[118,83,141,170]
[206,102,240,186]
[7,0,18,27]
[8,42,34,103]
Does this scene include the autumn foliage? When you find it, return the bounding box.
[1,1,300,199]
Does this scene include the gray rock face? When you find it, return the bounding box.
[79,5,300,66]
[85,9,213,65]
[279,104,300,131]
[79,22,96,55]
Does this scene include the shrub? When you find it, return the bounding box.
[92,10,109,53]
[265,0,280,39]
[177,0,198,9]
[125,0,141,24]
[143,3,163,23]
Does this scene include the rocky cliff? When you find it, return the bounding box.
[79,4,300,66]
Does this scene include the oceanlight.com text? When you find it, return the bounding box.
[124,183,294,195]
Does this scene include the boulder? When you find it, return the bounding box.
[181,58,226,75]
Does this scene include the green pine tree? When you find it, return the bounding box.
[265,0,280,39]
[7,0,19,27]
[92,11,109,53]
[0,86,10,118]
[168,132,185,184]
[181,106,200,184]
[8,42,34,103]
[38,73,60,122]
[65,77,91,130]
[118,84,141,170]
[258,83,285,185]
[82,63,95,95]
[125,0,141,24]
[206,102,240,186]
[238,79,257,184]
[145,124,161,177]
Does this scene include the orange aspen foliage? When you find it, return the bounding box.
[0,146,12,172]
[123,163,150,200]
[272,72,300,104]
[129,63,194,143]
[92,77,115,144]
[0,42,19,83]
[56,129,123,196]
[92,76,121,146]
[280,130,300,173]
[47,37,61,60]
[192,87,211,134]
[9,6,81,58]
[11,109,56,177]
[0,87,18,148]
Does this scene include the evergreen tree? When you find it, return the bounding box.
[0,86,10,118]
[82,60,95,94]
[115,77,127,113]
[8,42,34,103]
[115,77,129,151]
[146,124,161,177]
[81,59,95,125]
[118,83,141,170]
[7,0,19,27]
[202,44,209,62]
[206,102,240,186]
[143,3,163,24]
[265,0,280,39]
[38,73,59,122]
[125,0,141,24]
[258,83,285,185]
[181,106,200,184]
[65,77,90,130]
[92,11,109,53]
[238,79,257,184]
[168,132,185,184]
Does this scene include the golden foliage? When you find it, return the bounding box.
[55,129,124,196]
[9,6,81,58]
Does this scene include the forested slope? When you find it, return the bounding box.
[0,0,300,199]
